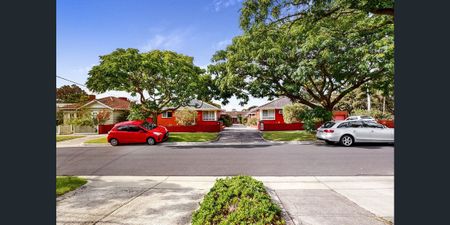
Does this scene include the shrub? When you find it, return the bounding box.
[219,114,233,127]
[56,111,64,126]
[246,117,258,126]
[283,103,306,124]
[116,111,130,122]
[300,107,332,132]
[174,108,198,125]
[191,176,285,225]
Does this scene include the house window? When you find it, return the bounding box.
[202,111,216,121]
[162,111,172,118]
[261,109,275,120]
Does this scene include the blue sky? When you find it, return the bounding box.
[57,0,268,110]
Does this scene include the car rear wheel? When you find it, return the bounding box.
[147,137,155,145]
[110,138,118,146]
[340,135,354,147]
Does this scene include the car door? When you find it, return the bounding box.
[349,121,371,142]
[115,125,130,143]
[127,125,146,143]
[363,122,394,142]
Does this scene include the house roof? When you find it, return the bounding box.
[57,96,130,110]
[222,110,246,118]
[162,99,222,111]
[244,97,292,117]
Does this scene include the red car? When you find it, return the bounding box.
[107,120,169,146]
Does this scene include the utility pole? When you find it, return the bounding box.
[367,88,371,112]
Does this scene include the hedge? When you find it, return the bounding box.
[191,176,285,225]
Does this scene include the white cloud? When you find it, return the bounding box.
[213,0,243,11]
[141,29,191,51]
[214,39,232,50]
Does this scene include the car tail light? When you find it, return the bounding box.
[324,129,334,133]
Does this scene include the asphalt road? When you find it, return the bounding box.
[57,143,394,176]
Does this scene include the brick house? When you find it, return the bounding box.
[156,100,224,132]
[245,97,348,131]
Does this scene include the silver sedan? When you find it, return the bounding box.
[316,120,394,146]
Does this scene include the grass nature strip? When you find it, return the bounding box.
[56,176,87,196]
[192,176,285,225]
[56,135,85,142]
[262,130,316,141]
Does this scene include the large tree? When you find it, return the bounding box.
[240,0,394,30]
[210,7,393,111]
[86,48,213,124]
[56,84,89,103]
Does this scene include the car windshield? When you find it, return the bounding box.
[361,116,373,119]
[321,121,335,128]
[141,121,157,130]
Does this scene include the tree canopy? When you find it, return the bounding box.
[86,48,213,123]
[210,8,393,111]
[56,84,89,103]
[240,0,394,30]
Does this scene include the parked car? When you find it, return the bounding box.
[316,120,394,146]
[345,115,376,121]
[107,120,169,146]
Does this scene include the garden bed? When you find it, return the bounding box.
[191,176,285,225]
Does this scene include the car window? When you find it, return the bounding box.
[337,122,349,128]
[128,125,141,132]
[117,126,128,131]
[141,121,156,130]
[322,121,335,128]
[361,116,372,119]
[349,121,363,128]
[364,122,384,128]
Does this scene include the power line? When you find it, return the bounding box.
[56,75,87,88]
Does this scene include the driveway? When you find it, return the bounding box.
[215,124,266,143]
[57,144,394,176]
[57,176,393,225]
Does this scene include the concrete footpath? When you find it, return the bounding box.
[57,176,393,225]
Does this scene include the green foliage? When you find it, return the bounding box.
[246,117,258,126]
[56,176,87,196]
[191,176,285,225]
[352,108,393,120]
[127,103,150,121]
[174,108,198,126]
[86,49,215,124]
[210,7,394,110]
[67,116,94,127]
[56,84,89,103]
[263,131,316,141]
[299,107,332,132]
[240,0,394,30]
[167,132,218,142]
[67,109,95,127]
[237,114,243,124]
[56,111,64,126]
[283,104,306,124]
[335,88,394,115]
[219,114,233,127]
[116,111,130,122]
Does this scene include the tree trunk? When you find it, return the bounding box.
[152,113,158,125]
